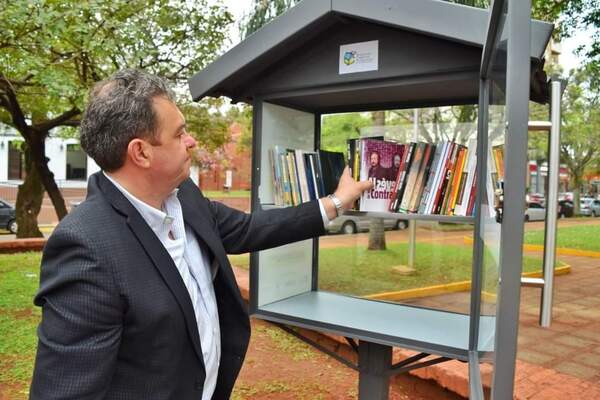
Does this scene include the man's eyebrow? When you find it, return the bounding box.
[175,123,187,133]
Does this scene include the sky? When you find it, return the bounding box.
[217,0,591,73]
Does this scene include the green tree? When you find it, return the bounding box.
[560,67,600,212]
[0,0,232,236]
[320,113,371,153]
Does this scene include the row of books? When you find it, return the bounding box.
[269,146,345,207]
[352,138,503,217]
[269,139,505,218]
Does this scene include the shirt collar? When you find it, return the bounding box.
[102,171,179,235]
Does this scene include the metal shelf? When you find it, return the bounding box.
[257,291,495,360]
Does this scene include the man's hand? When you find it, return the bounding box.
[322,166,373,220]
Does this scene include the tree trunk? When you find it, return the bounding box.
[573,175,582,215]
[29,133,68,220]
[367,218,386,250]
[368,111,387,250]
[16,146,44,238]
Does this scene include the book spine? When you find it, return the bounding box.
[447,146,467,215]
[286,151,300,205]
[304,153,317,201]
[453,147,470,216]
[295,149,310,203]
[399,143,425,213]
[269,149,280,206]
[388,144,406,212]
[390,142,415,212]
[418,143,443,214]
[427,142,451,214]
[280,153,292,206]
[314,152,326,198]
[456,140,477,216]
[409,143,434,213]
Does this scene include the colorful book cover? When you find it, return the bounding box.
[359,139,405,212]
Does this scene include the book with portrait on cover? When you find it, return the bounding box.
[359,139,405,212]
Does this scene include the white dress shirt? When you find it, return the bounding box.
[104,172,331,399]
[104,173,220,400]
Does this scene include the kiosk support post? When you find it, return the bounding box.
[408,108,419,269]
[358,341,392,400]
[540,78,563,327]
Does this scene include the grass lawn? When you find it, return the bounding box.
[524,223,600,252]
[0,252,42,399]
[229,242,554,296]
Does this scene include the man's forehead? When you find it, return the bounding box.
[153,96,184,120]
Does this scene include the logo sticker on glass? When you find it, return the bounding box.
[339,40,378,74]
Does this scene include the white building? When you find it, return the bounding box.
[0,126,198,188]
[0,131,101,188]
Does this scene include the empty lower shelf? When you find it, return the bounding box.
[256,291,495,359]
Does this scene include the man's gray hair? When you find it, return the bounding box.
[80,69,175,171]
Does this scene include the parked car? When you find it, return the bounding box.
[326,214,408,234]
[525,202,546,222]
[580,198,600,217]
[0,198,17,233]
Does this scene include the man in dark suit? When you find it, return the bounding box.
[29,70,370,400]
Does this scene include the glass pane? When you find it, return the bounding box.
[257,102,315,307]
[319,109,478,315]
[478,0,508,354]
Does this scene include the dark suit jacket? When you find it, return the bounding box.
[30,172,325,400]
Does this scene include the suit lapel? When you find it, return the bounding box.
[94,173,205,367]
[177,182,247,312]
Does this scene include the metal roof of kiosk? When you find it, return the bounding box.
[189,0,553,111]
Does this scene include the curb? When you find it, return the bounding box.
[0,238,46,254]
[365,265,571,302]
[463,236,600,258]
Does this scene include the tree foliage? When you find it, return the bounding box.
[0,0,232,234]
[560,67,600,209]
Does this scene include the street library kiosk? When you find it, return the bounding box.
[189,0,553,398]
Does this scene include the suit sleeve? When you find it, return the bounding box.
[30,225,123,400]
[208,200,326,254]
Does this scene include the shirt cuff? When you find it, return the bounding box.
[317,199,331,229]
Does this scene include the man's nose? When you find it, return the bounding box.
[184,134,197,149]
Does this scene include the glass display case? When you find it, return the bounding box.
[189,0,553,398]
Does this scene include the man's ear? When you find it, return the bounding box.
[127,138,152,168]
